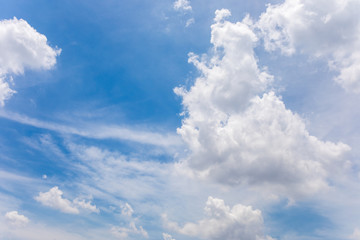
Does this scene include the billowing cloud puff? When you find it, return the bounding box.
[0,17,60,76]
[35,186,98,214]
[176,9,350,198]
[111,222,148,239]
[5,211,29,227]
[0,17,60,106]
[73,198,99,213]
[163,233,176,240]
[164,196,273,240]
[173,0,192,12]
[35,186,80,214]
[257,0,360,92]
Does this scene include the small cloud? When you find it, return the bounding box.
[0,78,16,107]
[185,18,195,27]
[35,186,79,214]
[111,221,148,239]
[35,186,99,214]
[42,174,47,180]
[121,202,134,217]
[5,211,29,227]
[73,198,99,213]
[163,233,176,240]
[173,0,192,12]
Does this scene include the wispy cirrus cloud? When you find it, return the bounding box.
[0,110,182,148]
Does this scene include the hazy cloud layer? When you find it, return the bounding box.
[111,222,148,240]
[351,228,360,240]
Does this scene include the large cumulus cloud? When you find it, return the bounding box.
[176,9,350,198]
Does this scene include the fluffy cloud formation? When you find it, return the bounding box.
[111,222,148,239]
[5,211,29,227]
[257,0,360,92]
[0,17,60,75]
[0,17,60,106]
[173,0,192,11]
[73,198,100,213]
[35,186,98,214]
[163,233,176,240]
[176,9,350,198]
[35,187,79,214]
[164,196,273,240]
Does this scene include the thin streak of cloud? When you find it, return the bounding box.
[0,110,182,148]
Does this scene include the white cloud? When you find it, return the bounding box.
[163,233,176,240]
[0,17,60,105]
[68,143,173,201]
[111,222,148,239]
[121,203,134,217]
[0,77,15,106]
[0,110,182,148]
[35,186,99,214]
[257,0,360,92]
[5,211,29,227]
[35,186,79,214]
[73,198,99,213]
[176,9,350,198]
[213,9,231,23]
[173,0,192,11]
[185,18,195,27]
[350,228,360,240]
[164,196,273,240]
[0,17,60,76]
[0,220,89,240]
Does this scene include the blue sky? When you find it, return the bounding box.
[1,0,360,240]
